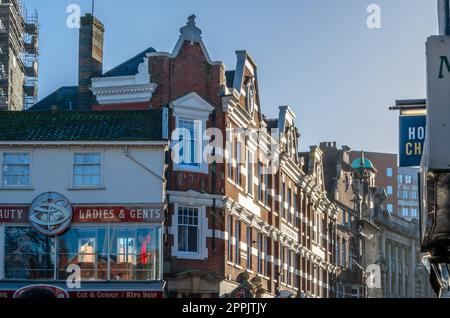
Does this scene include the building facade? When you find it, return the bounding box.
[0,0,38,110]
[29,14,338,298]
[319,142,364,298]
[397,167,420,220]
[0,110,169,298]
[350,152,398,217]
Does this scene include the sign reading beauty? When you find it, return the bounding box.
[73,205,164,223]
[0,207,29,223]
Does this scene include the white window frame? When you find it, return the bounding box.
[1,151,32,189]
[70,151,104,189]
[171,204,208,260]
[171,92,214,175]
[174,117,204,172]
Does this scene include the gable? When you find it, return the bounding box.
[172,92,215,119]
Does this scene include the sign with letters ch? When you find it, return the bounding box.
[399,115,426,167]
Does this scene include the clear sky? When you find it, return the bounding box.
[27,0,437,154]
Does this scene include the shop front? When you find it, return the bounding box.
[0,193,165,299]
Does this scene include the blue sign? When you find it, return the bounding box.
[399,115,426,167]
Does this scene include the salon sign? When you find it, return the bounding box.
[0,193,165,233]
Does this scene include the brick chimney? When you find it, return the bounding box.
[78,14,104,110]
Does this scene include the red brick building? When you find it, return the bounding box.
[31,14,338,298]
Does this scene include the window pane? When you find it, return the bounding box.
[109,227,160,281]
[58,228,108,281]
[5,227,54,280]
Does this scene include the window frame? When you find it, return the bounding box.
[172,205,207,260]
[1,151,32,189]
[71,151,104,189]
[2,224,163,283]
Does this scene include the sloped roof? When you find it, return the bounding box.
[29,86,78,112]
[0,110,165,142]
[102,47,156,77]
[29,47,156,111]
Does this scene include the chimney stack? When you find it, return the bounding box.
[78,14,104,110]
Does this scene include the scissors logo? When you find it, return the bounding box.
[30,192,73,236]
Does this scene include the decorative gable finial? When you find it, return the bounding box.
[179,14,202,43]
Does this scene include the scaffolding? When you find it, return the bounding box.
[0,0,38,110]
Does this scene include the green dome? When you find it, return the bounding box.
[351,157,375,170]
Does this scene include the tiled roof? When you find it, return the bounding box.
[102,47,156,77]
[0,110,165,142]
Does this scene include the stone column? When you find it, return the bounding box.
[395,245,399,297]
[410,238,416,298]
[402,247,406,297]
[381,235,386,294]
[387,242,392,297]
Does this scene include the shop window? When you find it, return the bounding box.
[73,153,101,187]
[58,228,107,281]
[177,206,199,254]
[109,227,160,281]
[4,226,161,282]
[2,153,30,187]
[4,227,54,280]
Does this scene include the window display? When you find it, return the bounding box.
[5,227,54,280]
[3,226,161,282]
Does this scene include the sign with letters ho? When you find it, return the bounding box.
[399,115,426,167]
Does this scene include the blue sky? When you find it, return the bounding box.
[27,0,437,153]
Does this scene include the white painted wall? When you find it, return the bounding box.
[0,145,166,205]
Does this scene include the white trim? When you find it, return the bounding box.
[171,93,214,175]
[171,204,208,260]
[91,57,157,105]
[171,92,215,119]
